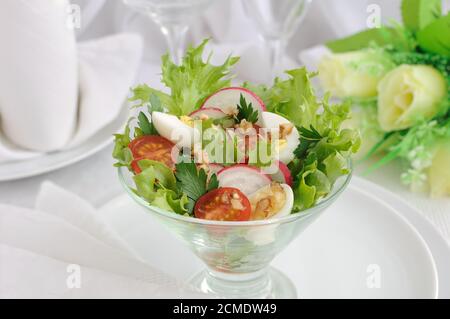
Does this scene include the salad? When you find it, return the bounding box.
[113,40,360,222]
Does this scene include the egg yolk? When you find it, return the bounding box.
[180,116,194,127]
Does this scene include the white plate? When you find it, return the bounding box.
[0,106,129,182]
[98,176,450,299]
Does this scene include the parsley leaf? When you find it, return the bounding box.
[293,125,323,159]
[207,173,219,192]
[137,112,154,135]
[148,93,164,113]
[137,94,164,136]
[234,93,259,124]
[175,161,219,215]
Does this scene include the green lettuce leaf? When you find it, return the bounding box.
[293,170,316,211]
[112,122,132,168]
[269,68,320,128]
[293,161,331,211]
[151,189,189,215]
[129,85,174,113]
[323,152,349,185]
[135,160,177,190]
[133,160,188,215]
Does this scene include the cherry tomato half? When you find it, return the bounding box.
[194,187,251,221]
[129,135,177,174]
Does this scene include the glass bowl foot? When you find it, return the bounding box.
[188,267,297,299]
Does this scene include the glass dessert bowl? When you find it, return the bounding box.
[118,164,352,299]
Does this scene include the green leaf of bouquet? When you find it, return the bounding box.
[401,0,442,32]
[417,14,450,56]
[326,28,397,53]
[359,131,397,163]
[364,147,402,175]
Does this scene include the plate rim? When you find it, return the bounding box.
[350,176,450,298]
[98,175,449,298]
[347,184,439,298]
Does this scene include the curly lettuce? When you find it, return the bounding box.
[129,39,239,116]
[133,159,189,215]
[112,121,133,168]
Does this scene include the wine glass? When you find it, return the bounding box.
[123,0,214,64]
[242,0,312,80]
[118,162,352,298]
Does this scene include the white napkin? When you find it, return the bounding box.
[0,0,78,152]
[66,33,142,148]
[0,0,142,162]
[0,182,204,298]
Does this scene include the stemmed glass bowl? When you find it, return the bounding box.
[118,162,352,298]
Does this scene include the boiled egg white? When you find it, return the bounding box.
[260,112,300,164]
[152,112,200,149]
[245,183,294,246]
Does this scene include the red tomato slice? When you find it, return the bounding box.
[129,135,177,174]
[130,158,144,174]
[194,187,251,221]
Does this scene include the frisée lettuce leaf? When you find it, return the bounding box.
[129,39,239,116]
[133,160,189,215]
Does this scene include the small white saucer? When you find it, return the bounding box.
[99,176,450,299]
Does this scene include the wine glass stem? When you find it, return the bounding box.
[268,38,285,80]
[160,24,189,65]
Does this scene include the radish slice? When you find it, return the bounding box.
[201,87,266,121]
[217,164,272,196]
[189,108,227,120]
[262,161,293,186]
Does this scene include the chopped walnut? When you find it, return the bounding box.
[221,193,230,204]
[231,198,245,210]
[235,119,255,133]
[279,123,294,139]
[255,198,271,218]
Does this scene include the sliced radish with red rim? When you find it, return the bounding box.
[262,160,293,187]
[217,164,272,196]
[201,87,266,122]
